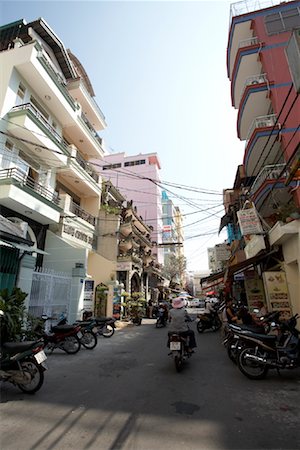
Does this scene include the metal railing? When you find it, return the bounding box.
[68,78,106,123]
[246,113,278,144]
[230,0,282,24]
[37,51,78,111]
[10,103,69,150]
[79,113,104,149]
[250,163,288,195]
[74,151,99,182]
[69,201,96,226]
[241,73,268,100]
[238,36,259,49]
[0,167,60,205]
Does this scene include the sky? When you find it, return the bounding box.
[0,0,245,272]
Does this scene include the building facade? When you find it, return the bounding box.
[0,18,117,321]
[221,0,300,315]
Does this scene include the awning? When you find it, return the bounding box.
[227,250,277,277]
[219,213,232,234]
[201,270,225,286]
[0,240,48,255]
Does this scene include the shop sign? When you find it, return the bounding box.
[244,271,266,311]
[237,207,263,236]
[215,243,231,261]
[62,224,94,247]
[83,279,94,311]
[263,271,292,319]
[244,235,266,259]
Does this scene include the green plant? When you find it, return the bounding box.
[0,287,28,342]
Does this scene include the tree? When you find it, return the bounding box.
[163,254,187,287]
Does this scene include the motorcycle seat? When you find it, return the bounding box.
[74,321,93,326]
[3,340,42,353]
[51,325,77,333]
[229,324,265,334]
[94,317,115,324]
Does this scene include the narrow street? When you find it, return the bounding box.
[1,320,300,450]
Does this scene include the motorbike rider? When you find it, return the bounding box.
[168,297,197,352]
[158,302,168,326]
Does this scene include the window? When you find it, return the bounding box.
[265,8,300,35]
[102,163,121,170]
[5,139,13,151]
[17,82,26,101]
[124,159,146,167]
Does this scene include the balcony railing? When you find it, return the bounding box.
[230,0,282,23]
[10,103,69,151]
[69,201,96,226]
[74,151,99,183]
[240,73,268,102]
[246,113,278,145]
[0,167,60,205]
[79,113,104,149]
[250,163,288,195]
[36,50,79,111]
[238,36,259,49]
[67,78,106,123]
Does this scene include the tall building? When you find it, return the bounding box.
[0,18,117,321]
[217,0,300,314]
[95,152,164,264]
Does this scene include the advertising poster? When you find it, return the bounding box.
[263,271,292,319]
[244,271,266,312]
[83,280,94,312]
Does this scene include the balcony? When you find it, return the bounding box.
[0,167,61,224]
[69,201,96,226]
[7,103,69,167]
[238,73,271,140]
[56,145,101,197]
[244,114,282,176]
[250,164,293,216]
[67,77,106,131]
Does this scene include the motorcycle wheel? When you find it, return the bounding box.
[81,331,97,349]
[102,325,115,338]
[212,318,222,331]
[62,336,81,354]
[174,355,183,372]
[17,359,44,394]
[227,341,238,364]
[237,346,269,380]
[197,320,205,333]
[133,318,142,326]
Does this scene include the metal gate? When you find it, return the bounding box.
[28,267,72,322]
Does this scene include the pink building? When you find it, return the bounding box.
[94,152,164,264]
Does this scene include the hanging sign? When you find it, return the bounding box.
[237,207,263,236]
[244,271,266,311]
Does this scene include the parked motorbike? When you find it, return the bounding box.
[223,311,280,364]
[197,305,222,333]
[92,317,117,337]
[0,338,47,393]
[34,316,82,354]
[236,313,300,379]
[58,317,98,349]
[168,332,193,372]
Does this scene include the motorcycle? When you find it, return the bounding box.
[223,311,280,364]
[34,316,82,354]
[155,310,167,328]
[168,332,193,372]
[236,313,300,379]
[197,305,222,333]
[0,339,47,393]
[58,317,98,349]
[92,316,117,337]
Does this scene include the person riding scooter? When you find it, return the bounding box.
[168,297,196,352]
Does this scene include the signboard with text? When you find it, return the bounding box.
[244,271,266,311]
[237,207,263,236]
[263,271,292,319]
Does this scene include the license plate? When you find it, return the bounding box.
[34,350,47,364]
[77,331,83,338]
[170,341,181,351]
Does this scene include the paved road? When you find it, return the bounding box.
[1,319,300,450]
